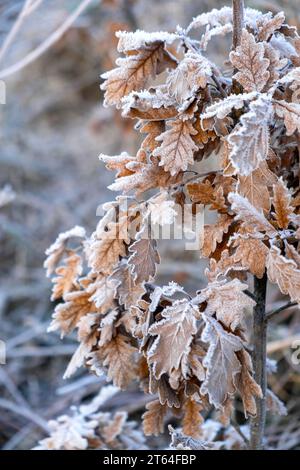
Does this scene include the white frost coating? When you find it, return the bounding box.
[79,385,119,416]
[45,226,86,257]
[201,91,258,122]
[148,191,177,226]
[270,35,297,59]
[149,281,185,312]
[121,88,176,115]
[187,7,263,32]
[116,30,179,52]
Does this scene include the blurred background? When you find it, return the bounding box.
[0,0,300,450]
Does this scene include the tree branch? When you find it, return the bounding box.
[232,0,244,50]
[266,301,298,321]
[250,272,268,450]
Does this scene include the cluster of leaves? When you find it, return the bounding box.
[45,6,299,441]
[34,386,146,450]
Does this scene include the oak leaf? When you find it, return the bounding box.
[142,399,167,436]
[153,119,198,175]
[229,29,270,92]
[235,349,262,417]
[233,236,268,279]
[200,314,244,409]
[201,214,232,258]
[182,398,204,438]
[148,300,198,378]
[51,253,82,301]
[274,100,300,136]
[272,178,294,229]
[266,245,300,304]
[128,225,160,284]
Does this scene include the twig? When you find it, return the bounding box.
[0,398,49,433]
[244,289,257,302]
[0,0,94,79]
[266,301,298,321]
[231,418,249,447]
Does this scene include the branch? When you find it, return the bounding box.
[250,273,268,450]
[0,0,94,79]
[232,0,244,50]
[266,301,298,321]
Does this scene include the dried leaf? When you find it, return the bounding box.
[110,262,145,310]
[182,398,204,438]
[153,119,198,175]
[274,100,300,136]
[148,300,198,378]
[233,237,268,279]
[238,161,277,213]
[266,245,300,304]
[228,95,273,175]
[51,254,82,301]
[272,178,294,229]
[228,192,277,237]
[200,314,244,409]
[88,334,138,389]
[128,225,160,284]
[230,30,270,92]
[198,279,255,331]
[187,179,226,211]
[142,399,167,436]
[235,349,262,417]
[201,214,232,258]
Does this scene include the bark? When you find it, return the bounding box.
[250,273,268,450]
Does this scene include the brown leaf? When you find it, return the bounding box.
[51,253,82,301]
[228,95,273,175]
[201,314,244,409]
[182,398,204,438]
[228,192,277,237]
[89,334,138,389]
[201,214,232,258]
[153,119,198,175]
[257,11,285,41]
[238,161,277,213]
[101,41,176,108]
[272,178,294,229]
[229,29,270,92]
[198,279,255,331]
[128,225,160,284]
[266,245,300,304]
[274,100,300,136]
[235,349,262,417]
[102,411,127,443]
[49,290,96,337]
[187,179,226,211]
[142,399,167,436]
[110,262,145,309]
[233,236,268,279]
[148,300,198,378]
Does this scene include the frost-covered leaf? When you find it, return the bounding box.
[228,95,273,175]
[149,282,185,313]
[233,236,268,279]
[200,314,244,409]
[229,192,277,237]
[128,225,160,284]
[110,262,145,310]
[167,52,212,105]
[148,191,177,226]
[187,179,226,211]
[235,349,262,417]
[182,398,203,438]
[88,334,138,389]
[272,178,294,229]
[257,11,285,41]
[153,119,198,175]
[230,30,270,92]
[198,279,255,331]
[121,89,177,120]
[238,161,277,213]
[100,152,136,178]
[51,254,82,301]
[142,400,167,436]
[49,290,96,338]
[148,299,198,378]
[201,214,232,258]
[101,40,176,108]
[44,226,86,276]
[64,313,100,379]
[266,389,287,416]
[266,245,300,304]
[274,100,300,136]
